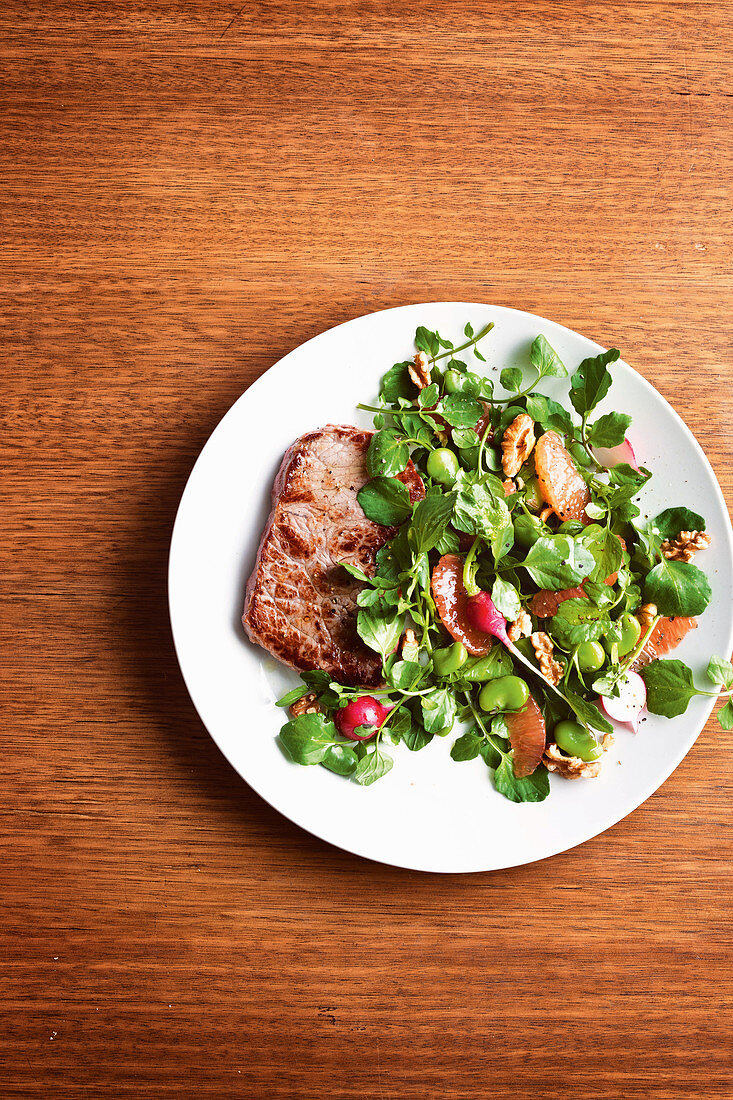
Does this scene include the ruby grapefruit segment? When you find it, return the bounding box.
[431,554,493,656]
[505,695,547,778]
[534,430,591,523]
[633,616,697,669]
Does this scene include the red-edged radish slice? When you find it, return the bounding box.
[592,437,639,471]
[598,671,647,732]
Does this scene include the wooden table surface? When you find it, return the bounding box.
[2,2,732,1096]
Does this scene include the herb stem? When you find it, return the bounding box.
[462,537,481,596]
[462,691,490,738]
[477,416,492,472]
[619,614,662,676]
[580,416,604,472]
[430,321,495,365]
[357,403,396,416]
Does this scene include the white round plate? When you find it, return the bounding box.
[169,303,733,873]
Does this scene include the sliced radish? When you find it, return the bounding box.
[598,671,647,732]
[592,437,639,471]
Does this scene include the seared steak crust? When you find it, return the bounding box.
[242,425,424,687]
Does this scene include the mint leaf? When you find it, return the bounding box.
[632,516,663,567]
[387,659,425,691]
[357,477,412,525]
[520,534,595,590]
[279,714,339,765]
[418,382,439,408]
[640,659,697,718]
[480,738,503,770]
[440,392,484,428]
[586,411,632,448]
[436,527,460,554]
[366,430,409,477]
[459,647,514,684]
[644,559,712,617]
[401,722,433,751]
[494,757,550,803]
[569,347,620,417]
[301,669,340,710]
[450,731,482,761]
[581,579,615,607]
[452,427,479,449]
[607,463,651,503]
[340,561,371,584]
[706,656,733,689]
[654,506,706,540]
[530,334,566,378]
[356,607,403,658]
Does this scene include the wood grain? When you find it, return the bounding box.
[1,2,732,1096]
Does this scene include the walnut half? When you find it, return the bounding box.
[289,691,321,717]
[530,631,563,686]
[507,609,532,642]
[544,734,615,779]
[636,603,658,632]
[501,414,536,478]
[661,530,711,563]
[408,351,431,390]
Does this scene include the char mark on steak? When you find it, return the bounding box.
[242,425,424,687]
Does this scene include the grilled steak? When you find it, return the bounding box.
[242,425,424,686]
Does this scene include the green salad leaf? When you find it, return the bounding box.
[643,559,712,617]
[439,392,484,428]
[530,333,567,378]
[450,731,483,761]
[569,347,619,417]
[494,755,550,803]
[354,745,394,785]
[654,506,706,539]
[366,430,410,477]
[586,411,631,448]
[356,607,403,658]
[452,477,513,561]
[640,660,697,718]
[408,492,455,554]
[357,476,412,525]
[519,535,595,590]
[279,714,342,765]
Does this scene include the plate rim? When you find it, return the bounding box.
[168,301,733,873]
